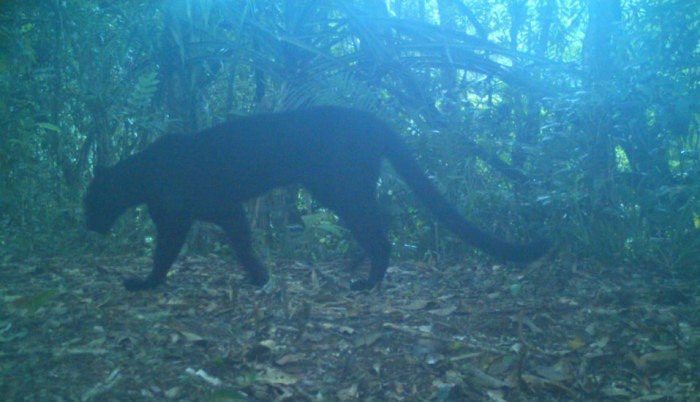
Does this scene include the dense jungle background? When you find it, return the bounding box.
[1,0,699,401]
[2,0,700,272]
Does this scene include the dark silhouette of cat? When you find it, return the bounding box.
[85,106,548,291]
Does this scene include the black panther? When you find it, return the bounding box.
[84,106,548,291]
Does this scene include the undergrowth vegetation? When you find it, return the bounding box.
[1,0,698,277]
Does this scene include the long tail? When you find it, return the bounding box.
[384,132,548,263]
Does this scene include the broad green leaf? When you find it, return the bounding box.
[36,122,61,132]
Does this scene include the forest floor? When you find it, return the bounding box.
[1,252,698,401]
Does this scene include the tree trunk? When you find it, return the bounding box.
[581,0,622,205]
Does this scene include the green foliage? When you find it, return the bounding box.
[128,71,160,110]
[1,0,698,276]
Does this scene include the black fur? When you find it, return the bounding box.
[85,106,548,291]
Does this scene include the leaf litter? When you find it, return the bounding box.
[0,254,698,400]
